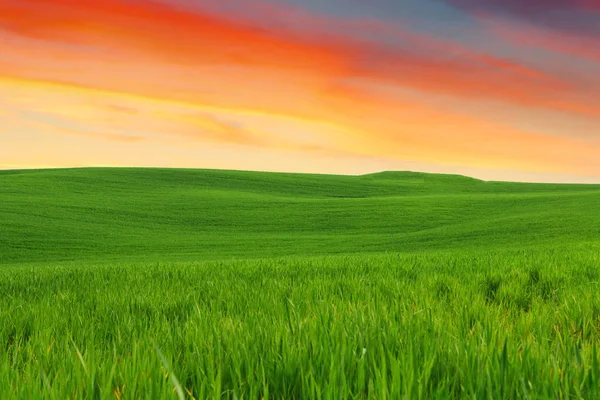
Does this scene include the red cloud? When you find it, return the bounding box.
[1,0,599,119]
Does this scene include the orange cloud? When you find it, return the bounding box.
[2,75,600,179]
[1,0,599,180]
[1,0,598,118]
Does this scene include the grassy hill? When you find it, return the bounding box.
[1,167,600,264]
[3,167,600,398]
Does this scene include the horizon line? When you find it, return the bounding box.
[2,165,600,186]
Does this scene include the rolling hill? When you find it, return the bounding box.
[1,167,599,264]
[3,167,600,398]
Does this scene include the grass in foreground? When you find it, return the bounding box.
[2,250,600,399]
[2,168,600,398]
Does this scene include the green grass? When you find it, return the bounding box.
[1,168,600,398]
[3,252,600,399]
[1,168,600,264]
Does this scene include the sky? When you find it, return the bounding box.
[1,0,599,182]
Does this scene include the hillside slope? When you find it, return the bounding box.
[1,168,599,264]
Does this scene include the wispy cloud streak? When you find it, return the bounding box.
[0,0,599,181]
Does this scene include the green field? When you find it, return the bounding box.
[1,168,600,398]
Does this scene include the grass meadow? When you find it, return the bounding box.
[1,168,600,398]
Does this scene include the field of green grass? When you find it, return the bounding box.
[2,168,600,264]
[1,168,600,398]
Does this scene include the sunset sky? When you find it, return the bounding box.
[1,0,599,182]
